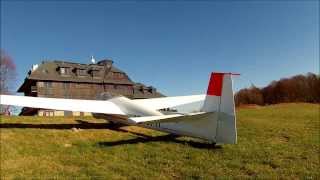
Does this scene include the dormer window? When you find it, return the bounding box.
[113,72,124,79]
[91,70,100,78]
[77,69,87,76]
[59,67,70,76]
[148,87,155,93]
[60,67,66,74]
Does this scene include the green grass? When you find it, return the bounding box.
[0,103,319,179]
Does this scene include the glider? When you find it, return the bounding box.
[0,72,238,144]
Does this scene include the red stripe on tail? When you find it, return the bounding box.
[207,72,224,96]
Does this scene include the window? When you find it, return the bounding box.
[43,82,53,96]
[60,67,70,76]
[113,72,124,79]
[63,83,70,89]
[77,69,87,76]
[63,83,70,98]
[91,70,100,78]
[42,69,49,74]
[60,67,66,74]
[118,85,127,90]
[38,82,44,88]
[148,87,155,93]
[43,110,54,117]
[44,82,52,88]
[104,84,114,90]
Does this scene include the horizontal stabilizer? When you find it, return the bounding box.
[133,94,205,110]
[128,112,206,123]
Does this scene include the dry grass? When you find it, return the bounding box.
[0,103,319,179]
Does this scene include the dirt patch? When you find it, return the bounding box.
[270,135,290,145]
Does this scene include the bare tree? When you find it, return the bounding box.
[235,85,264,106]
[0,50,17,115]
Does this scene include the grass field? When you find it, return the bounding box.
[0,103,319,179]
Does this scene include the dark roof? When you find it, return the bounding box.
[18,60,134,92]
[132,83,164,99]
[18,59,165,99]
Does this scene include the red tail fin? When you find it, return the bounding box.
[207,73,224,96]
[207,72,240,96]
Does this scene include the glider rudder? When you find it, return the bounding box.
[201,72,238,144]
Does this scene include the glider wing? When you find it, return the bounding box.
[0,95,125,115]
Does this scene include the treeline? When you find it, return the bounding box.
[235,73,320,106]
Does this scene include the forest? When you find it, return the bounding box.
[235,73,320,106]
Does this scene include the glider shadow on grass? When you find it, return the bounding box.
[97,135,221,149]
[0,119,221,149]
[98,127,221,149]
[0,119,116,130]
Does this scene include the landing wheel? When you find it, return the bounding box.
[210,142,217,147]
[107,120,117,126]
[168,134,180,138]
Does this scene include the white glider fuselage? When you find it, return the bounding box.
[108,96,163,117]
[93,96,196,137]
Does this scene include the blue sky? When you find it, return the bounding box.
[1,1,319,96]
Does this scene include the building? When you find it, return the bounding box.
[18,59,164,116]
